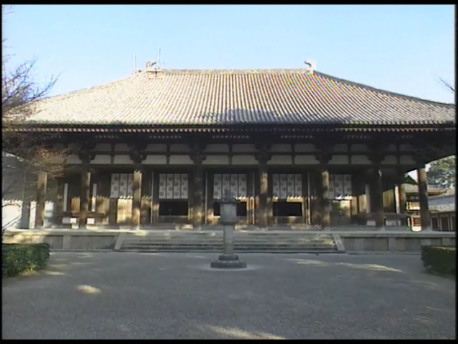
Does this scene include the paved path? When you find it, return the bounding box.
[2,252,455,339]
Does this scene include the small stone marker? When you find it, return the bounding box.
[211,190,247,269]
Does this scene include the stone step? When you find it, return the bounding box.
[119,232,339,252]
[122,244,336,250]
[120,249,338,253]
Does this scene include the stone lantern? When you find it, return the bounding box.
[210,190,247,269]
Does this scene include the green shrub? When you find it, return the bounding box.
[421,245,456,275]
[2,243,50,277]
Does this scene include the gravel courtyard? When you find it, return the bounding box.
[2,252,455,339]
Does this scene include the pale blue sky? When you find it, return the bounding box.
[3,5,455,103]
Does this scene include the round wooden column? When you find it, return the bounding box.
[417,165,431,231]
[35,171,47,229]
[192,163,204,229]
[78,165,91,229]
[131,167,142,230]
[320,168,331,230]
[372,167,385,230]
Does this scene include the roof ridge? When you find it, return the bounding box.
[315,71,455,107]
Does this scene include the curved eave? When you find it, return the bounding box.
[4,122,457,133]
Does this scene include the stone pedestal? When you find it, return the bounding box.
[211,194,246,269]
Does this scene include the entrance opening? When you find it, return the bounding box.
[213,201,247,217]
[441,217,450,231]
[159,201,188,216]
[273,201,302,217]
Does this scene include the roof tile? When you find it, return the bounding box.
[27,69,455,126]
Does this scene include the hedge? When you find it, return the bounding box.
[2,243,50,277]
[421,245,456,275]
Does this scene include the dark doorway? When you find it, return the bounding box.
[159,201,189,216]
[273,201,302,217]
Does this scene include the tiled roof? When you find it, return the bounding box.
[26,69,455,126]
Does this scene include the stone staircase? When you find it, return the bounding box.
[117,231,344,253]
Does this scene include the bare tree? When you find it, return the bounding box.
[439,77,455,94]
[2,5,66,234]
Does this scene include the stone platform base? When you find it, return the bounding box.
[2,228,455,253]
[211,254,247,269]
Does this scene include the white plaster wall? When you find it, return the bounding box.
[90,155,111,164]
[44,201,54,228]
[62,217,78,224]
[204,144,229,152]
[295,155,319,165]
[203,155,230,165]
[267,155,293,165]
[232,144,256,152]
[295,144,316,152]
[328,155,349,164]
[352,155,371,164]
[66,154,82,164]
[232,155,257,165]
[113,155,133,164]
[29,201,36,229]
[169,155,193,164]
[2,200,22,229]
[142,155,167,165]
[146,144,167,152]
[170,144,191,152]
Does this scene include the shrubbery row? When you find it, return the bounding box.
[421,245,455,275]
[2,243,50,277]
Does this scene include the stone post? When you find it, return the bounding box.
[211,192,246,269]
[35,171,47,229]
[417,165,431,231]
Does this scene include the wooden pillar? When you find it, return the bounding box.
[397,182,407,226]
[151,172,159,224]
[131,168,142,229]
[257,164,269,228]
[193,164,204,229]
[79,165,91,229]
[372,167,385,230]
[54,178,65,227]
[418,165,431,231]
[320,168,331,230]
[302,172,308,225]
[108,198,118,227]
[35,171,47,229]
